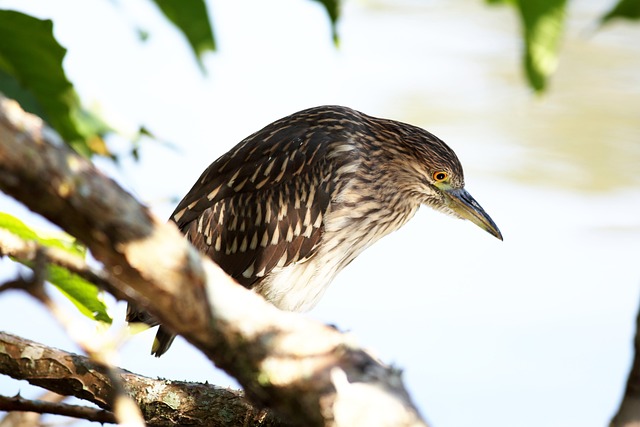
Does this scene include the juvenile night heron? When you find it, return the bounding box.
[128,105,502,356]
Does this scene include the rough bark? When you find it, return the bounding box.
[0,331,276,426]
[0,94,427,426]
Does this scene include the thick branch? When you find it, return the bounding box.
[0,95,427,426]
[0,331,277,426]
[0,96,212,346]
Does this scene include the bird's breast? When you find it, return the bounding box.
[254,192,419,312]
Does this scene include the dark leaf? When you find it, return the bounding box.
[0,10,114,158]
[490,1,567,93]
[149,0,216,73]
[311,0,341,44]
[517,0,567,93]
[0,69,47,119]
[601,0,640,24]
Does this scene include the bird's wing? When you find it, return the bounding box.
[170,111,359,288]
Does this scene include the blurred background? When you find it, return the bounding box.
[1,0,639,426]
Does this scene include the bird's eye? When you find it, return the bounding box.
[433,171,448,182]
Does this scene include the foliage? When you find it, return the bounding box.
[0,213,111,323]
[0,10,113,158]
[488,0,638,92]
[517,0,567,93]
[149,0,216,73]
[487,0,567,93]
[312,0,341,44]
[601,0,640,24]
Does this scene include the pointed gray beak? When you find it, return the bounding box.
[444,188,503,240]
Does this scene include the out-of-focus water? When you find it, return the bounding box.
[0,0,639,426]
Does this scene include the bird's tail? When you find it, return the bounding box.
[151,326,176,357]
[126,304,176,357]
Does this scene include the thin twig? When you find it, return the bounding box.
[0,394,116,424]
[0,277,29,293]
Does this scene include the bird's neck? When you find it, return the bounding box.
[256,173,420,313]
[323,177,421,264]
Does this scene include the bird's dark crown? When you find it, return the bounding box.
[292,105,467,199]
[284,105,462,172]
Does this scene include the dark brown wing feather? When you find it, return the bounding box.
[129,106,364,356]
[170,106,359,288]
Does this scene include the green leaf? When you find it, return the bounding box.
[519,0,567,92]
[0,212,111,323]
[601,0,640,24]
[493,1,567,93]
[311,0,341,45]
[0,10,114,158]
[0,68,47,119]
[0,10,78,141]
[149,0,216,73]
[0,212,85,257]
[48,264,112,323]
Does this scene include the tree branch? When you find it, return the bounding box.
[0,390,67,427]
[0,331,278,426]
[0,94,427,426]
[0,394,116,424]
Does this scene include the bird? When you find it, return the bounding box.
[127,105,502,356]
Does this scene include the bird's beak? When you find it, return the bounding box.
[443,188,503,240]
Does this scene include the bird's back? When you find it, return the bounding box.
[171,106,372,292]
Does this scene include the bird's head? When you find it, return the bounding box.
[385,122,503,241]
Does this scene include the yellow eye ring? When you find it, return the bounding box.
[433,171,448,182]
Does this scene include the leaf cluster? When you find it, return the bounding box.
[487,0,637,92]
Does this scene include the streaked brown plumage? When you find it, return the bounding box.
[127,105,502,356]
